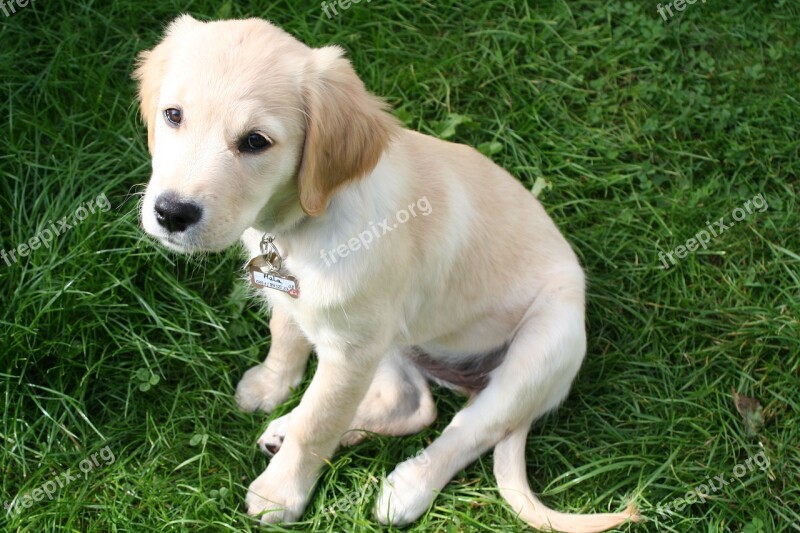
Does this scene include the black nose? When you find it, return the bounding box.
[154,193,202,233]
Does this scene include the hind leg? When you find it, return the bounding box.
[342,348,437,445]
[258,349,436,454]
[375,284,587,525]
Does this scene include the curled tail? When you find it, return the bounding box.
[494,427,640,533]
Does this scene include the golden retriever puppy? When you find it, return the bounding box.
[134,15,639,532]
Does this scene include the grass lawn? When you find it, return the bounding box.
[1,0,798,531]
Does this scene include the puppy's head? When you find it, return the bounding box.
[134,15,397,252]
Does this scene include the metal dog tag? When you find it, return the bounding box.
[245,235,300,298]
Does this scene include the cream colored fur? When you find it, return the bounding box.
[135,15,639,532]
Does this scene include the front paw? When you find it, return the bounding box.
[235,363,294,413]
[245,466,307,524]
[257,413,290,455]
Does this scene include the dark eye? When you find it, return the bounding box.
[164,108,182,127]
[238,132,272,153]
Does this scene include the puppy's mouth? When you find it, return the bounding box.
[154,232,229,254]
[142,214,242,253]
[145,232,198,254]
[161,234,193,253]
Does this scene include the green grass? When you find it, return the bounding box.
[1,0,798,531]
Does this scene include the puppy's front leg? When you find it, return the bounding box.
[245,340,385,524]
[235,307,312,413]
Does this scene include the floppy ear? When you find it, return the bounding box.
[132,15,201,153]
[298,46,399,216]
